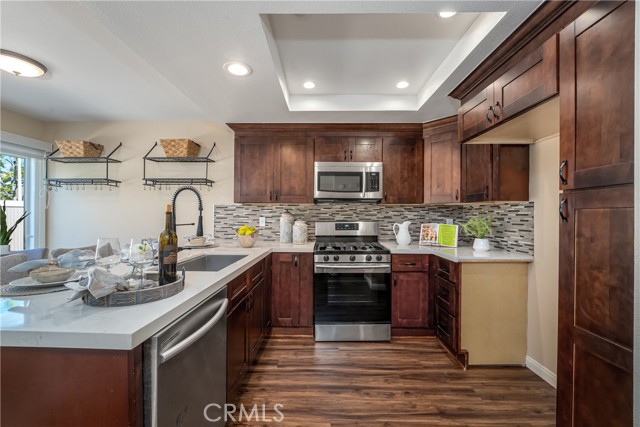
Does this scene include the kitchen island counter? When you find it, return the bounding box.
[0,243,306,351]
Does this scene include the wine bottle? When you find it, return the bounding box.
[158,203,178,285]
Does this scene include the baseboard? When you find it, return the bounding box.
[526,355,557,388]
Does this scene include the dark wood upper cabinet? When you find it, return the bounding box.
[423,117,460,203]
[458,86,495,142]
[557,185,633,427]
[314,137,350,162]
[350,137,382,162]
[458,34,559,143]
[461,144,529,202]
[234,136,273,203]
[314,136,382,162]
[559,1,634,190]
[234,137,314,203]
[273,138,314,203]
[382,137,423,204]
[271,253,313,328]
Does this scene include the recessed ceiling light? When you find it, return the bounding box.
[0,49,47,77]
[303,81,316,89]
[223,62,252,77]
[396,81,409,89]
[439,11,457,18]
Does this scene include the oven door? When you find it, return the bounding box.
[313,265,390,341]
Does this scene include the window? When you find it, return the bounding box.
[0,132,51,250]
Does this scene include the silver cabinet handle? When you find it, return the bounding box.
[159,298,229,364]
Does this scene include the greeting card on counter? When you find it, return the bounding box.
[419,223,459,248]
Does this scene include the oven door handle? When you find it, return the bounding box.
[158,298,229,364]
[314,264,391,274]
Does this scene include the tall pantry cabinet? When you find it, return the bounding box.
[556,2,634,426]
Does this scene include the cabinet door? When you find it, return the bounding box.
[559,2,634,190]
[271,253,300,327]
[264,255,272,330]
[458,85,494,142]
[461,144,492,202]
[349,137,382,162]
[227,301,248,397]
[382,137,423,204]
[424,120,460,203]
[391,272,429,328]
[493,145,529,201]
[315,137,350,162]
[234,137,273,203]
[248,279,265,365]
[557,185,633,427]
[297,253,314,327]
[493,34,558,122]
[273,138,314,203]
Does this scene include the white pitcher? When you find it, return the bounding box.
[393,221,412,246]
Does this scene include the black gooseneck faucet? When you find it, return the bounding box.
[171,186,204,236]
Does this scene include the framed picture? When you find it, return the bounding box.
[419,223,459,248]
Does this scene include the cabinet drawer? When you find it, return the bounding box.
[392,254,429,272]
[248,260,264,288]
[434,275,457,317]
[433,256,458,284]
[435,304,457,353]
[227,274,248,310]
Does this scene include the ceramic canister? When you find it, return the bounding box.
[292,220,308,245]
[279,210,294,243]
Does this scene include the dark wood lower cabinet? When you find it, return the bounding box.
[1,346,143,427]
[271,252,313,331]
[391,255,431,334]
[557,185,633,426]
[227,256,272,400]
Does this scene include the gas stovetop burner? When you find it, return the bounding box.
[315,241,387,253]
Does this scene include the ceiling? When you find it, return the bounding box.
[0,1,543,125]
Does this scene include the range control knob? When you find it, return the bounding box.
[323,255,329,262]
[349,255,356,261]
[333,255,340,262]
[365,255,372,261]
[376,255,383,261]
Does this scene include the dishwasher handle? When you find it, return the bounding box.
[158,298,229,364]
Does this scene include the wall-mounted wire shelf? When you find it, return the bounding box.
[142,141,215,188]
[45,143,123,190]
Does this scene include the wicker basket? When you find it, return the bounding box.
[160,139,201,157]
[55,140,104,158]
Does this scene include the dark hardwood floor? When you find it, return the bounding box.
[230,336,556,426]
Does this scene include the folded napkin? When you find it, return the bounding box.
[9,249,96,273]
[66,267,157,302]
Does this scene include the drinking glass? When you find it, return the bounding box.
[129,238,154,284]
[95,238,122,272]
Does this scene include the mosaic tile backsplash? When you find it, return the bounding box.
[213,202,534,255]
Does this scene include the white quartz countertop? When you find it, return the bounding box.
[380,241,533,263]
[0,241,314,351]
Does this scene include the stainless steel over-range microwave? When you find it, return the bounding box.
[314,162,383,202]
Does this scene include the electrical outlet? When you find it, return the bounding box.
[445,218,454,225]
[259,216,266,227]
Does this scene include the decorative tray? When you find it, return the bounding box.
[82,272,185,307]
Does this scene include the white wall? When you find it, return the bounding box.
[0,108,48,141]
[526,134,560,386]
[44,121,235,248]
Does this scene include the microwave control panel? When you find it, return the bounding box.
[365,172,380,192]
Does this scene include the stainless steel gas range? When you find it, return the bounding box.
[313,221,391,341]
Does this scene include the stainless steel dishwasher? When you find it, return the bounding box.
[144,287,228,427]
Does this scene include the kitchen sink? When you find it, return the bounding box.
[178,254,247,272]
